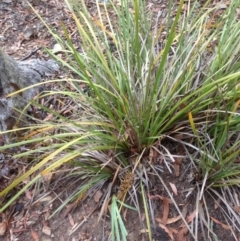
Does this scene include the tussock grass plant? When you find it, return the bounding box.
[1,0,240,239]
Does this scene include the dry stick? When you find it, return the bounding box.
[20,47,42,61]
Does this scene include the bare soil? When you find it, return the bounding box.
[0,0,239,241]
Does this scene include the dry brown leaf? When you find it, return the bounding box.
[25,189,32,200]
[62,202,77,218]
[151,194,170,226]
[141,212,146,222]
[169,227,178,235]
[68,214,75,227]
[174,162,180,177]
[42,225,51,236]
[31,228,39,241]
[38,195,53,202]
[234,205,240,213]
[186,210,196,223]
[148,194,173,204]
[176,227,188,241]
[139,229,148,234]
[158,223,174,241]
[156,215,182,225]
[158,204,188,225]
[162,198,170,225]
[63,107,74,115]
[169,182,178,196]
[43,113,54,121]
[210,216,231,230]
[93,190,103,203]
[0,222,7,237]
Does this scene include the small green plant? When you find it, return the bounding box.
[1,0,240,240]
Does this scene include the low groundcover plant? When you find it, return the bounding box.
[1,0,240,240]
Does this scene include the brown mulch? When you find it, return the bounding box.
[0,0,239,241]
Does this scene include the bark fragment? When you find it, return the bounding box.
[0,49,59,133]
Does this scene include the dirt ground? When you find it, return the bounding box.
[0,0,239,241]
